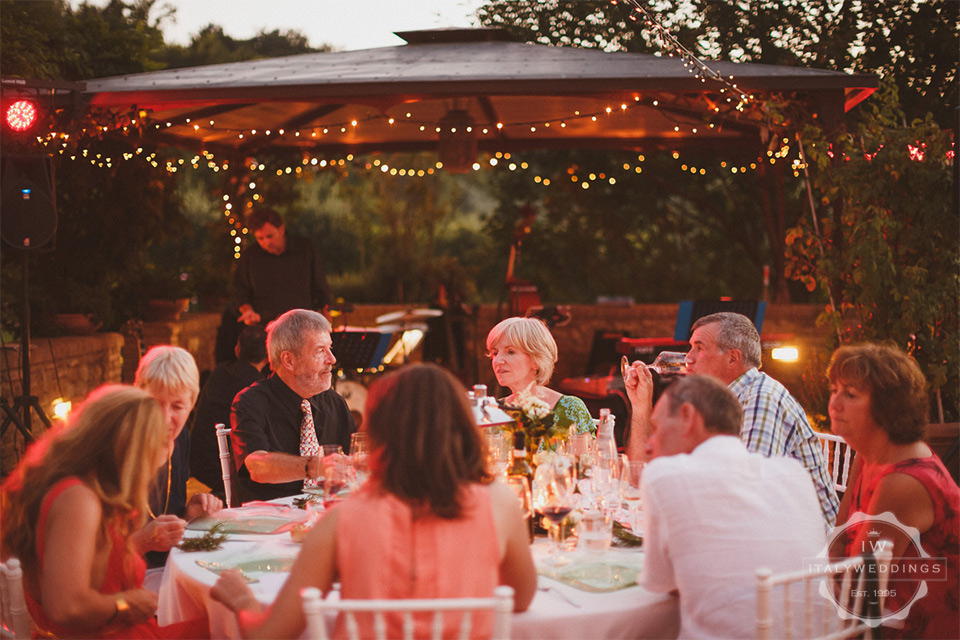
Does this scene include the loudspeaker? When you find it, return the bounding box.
[1,154,57,252]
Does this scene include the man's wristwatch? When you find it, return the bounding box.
[304,456,313,479]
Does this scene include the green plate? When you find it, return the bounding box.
[541,562,641,593]
[187,515,292,534]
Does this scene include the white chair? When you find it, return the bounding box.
[0,558,31,640]
[301,585,514,640]
[756,543,893,640]
[815,432,855,493]
[215,424,236,508]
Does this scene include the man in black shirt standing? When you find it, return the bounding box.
[230,309,355,503]
[215,208,331,363]
[235,208,330,327]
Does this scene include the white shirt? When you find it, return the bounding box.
[640,435,827,639]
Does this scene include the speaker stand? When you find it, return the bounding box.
[1,251,49,443]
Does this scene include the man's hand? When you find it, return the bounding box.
[132,514,186,553]
[184,492,224,522]
[237,304,261,326]
[624,362,654,463]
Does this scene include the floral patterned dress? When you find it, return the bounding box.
[551,394,596,435]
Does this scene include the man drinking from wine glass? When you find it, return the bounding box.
[640,375,826,639]
[626,311,839,527]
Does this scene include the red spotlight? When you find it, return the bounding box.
[5,99,38,132]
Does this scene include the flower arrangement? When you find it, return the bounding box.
[500,387,567,452]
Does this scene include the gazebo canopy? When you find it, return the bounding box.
[82,28,876,160]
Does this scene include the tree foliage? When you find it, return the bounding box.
[478,0,958,125]
[785,80,958,420]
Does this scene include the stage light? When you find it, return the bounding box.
[5,99,38,132]
[771,347,799,362]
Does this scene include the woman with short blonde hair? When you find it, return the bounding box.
[486,316,594,435]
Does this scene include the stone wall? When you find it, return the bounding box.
[1,332,124,474]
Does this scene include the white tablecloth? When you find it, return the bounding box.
[158,506,679,639]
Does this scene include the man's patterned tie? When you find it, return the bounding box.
[300,398,321,488]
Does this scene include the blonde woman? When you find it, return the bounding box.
[486,316,594,435]
[0,385,207,639]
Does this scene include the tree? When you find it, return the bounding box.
[1,0,185,335]
[785,81,958,422]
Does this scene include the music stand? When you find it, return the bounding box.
[331,329,394,373]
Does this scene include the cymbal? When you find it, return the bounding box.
[375,308,443,326]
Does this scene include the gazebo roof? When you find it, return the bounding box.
[82,28,877,157]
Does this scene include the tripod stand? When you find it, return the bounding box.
[1,251,50,443]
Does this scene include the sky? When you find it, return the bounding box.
[77,0,490,52]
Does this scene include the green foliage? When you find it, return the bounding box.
[483,148,772,304]
[784,80,959,420]
[159,25,323,68]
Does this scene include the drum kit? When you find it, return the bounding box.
[331,307,443,425]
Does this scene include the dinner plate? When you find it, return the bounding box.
[196,555,296,583]
[187,515,294,535]
[544,561,642,593]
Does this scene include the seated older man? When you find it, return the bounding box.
[627,311,839,527]
[640,375,826,639]
[231,309,355,503]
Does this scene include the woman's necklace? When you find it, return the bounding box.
[147,454,172,519]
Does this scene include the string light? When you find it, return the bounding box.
[618,0,752,108]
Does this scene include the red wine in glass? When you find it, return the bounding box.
[538,506,572,525]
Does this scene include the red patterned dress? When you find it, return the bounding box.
[846,455,960,639]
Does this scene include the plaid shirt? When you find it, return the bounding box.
[729,367,840,527]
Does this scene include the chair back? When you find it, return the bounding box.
[815,432,855,493]
[756,542,893,640]
[0,558,31,639]
[301,585,514,640]
[215,424,235,508]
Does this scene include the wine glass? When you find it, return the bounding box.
[323,456,357,508]
[619,460,645,534]
[349,432,370,484]
[649,351,688,376]
[532,457,575,564]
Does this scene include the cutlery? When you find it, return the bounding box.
[538,585,581,608]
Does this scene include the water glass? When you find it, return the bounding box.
[485,429,511,477]
[349,432,370,484]
[619,460,645,533]
[322,444,343,457]
[323,457,357,508]
[578,509,613,553]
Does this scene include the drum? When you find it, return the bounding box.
[336,379,368,428]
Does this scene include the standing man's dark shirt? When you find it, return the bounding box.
[230,373,355,503]
[233,235,330,324]
[189,360,265,497]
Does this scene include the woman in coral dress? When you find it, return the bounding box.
[212,364,537,639]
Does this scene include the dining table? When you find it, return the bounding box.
[157,496,680,639]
